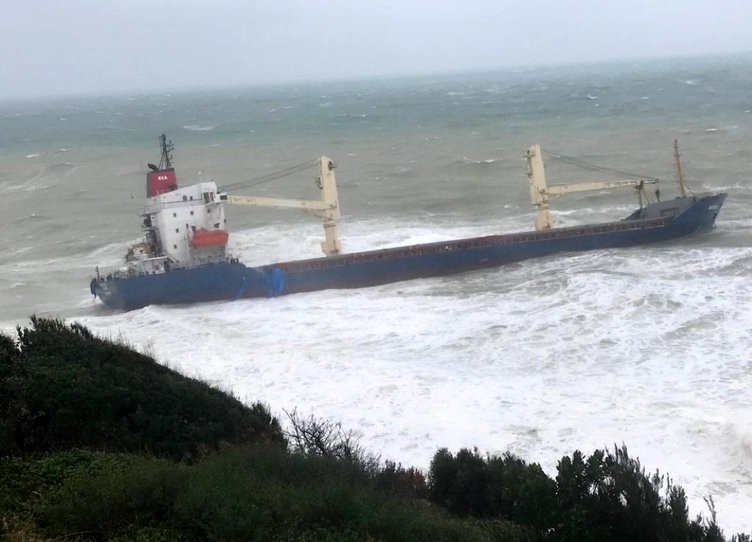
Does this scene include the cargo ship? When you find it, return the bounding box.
[91,136,726,311]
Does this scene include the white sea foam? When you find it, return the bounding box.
[68,235,752,535]
[0,241,129,279]
[183,124,215,132]
[458,156,502,165]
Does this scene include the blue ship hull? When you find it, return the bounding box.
[94,193,726,311]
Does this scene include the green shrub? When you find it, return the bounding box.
[427,444,740,542]
[552,445,727,542]
[486,453,556,530]
[373,460,427,499]
[24,445,531,541]
[35,453,183,539]
[171,445,535,541]
[428,447,555,530]
[1,317,284,460]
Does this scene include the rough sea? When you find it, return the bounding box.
[2,54,751,533]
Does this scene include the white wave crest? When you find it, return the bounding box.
[183,124,215,132]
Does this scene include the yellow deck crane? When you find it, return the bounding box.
[221,156,342,255]
[525,144,659,230]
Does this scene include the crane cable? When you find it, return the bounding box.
[541,146,658,182]
[220,159,319,192]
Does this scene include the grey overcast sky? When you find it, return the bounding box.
[2,0,751,100]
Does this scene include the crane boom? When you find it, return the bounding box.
[225,195,333,212]
[222,156,341,255]
[525,144,657,230]
[546,179,657,197]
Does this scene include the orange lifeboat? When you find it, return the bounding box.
[191,228,229,248]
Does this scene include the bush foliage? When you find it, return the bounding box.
[0,316,283,461]
[0,317,748,541]
[426,446,748,542]
[4,446,534,542]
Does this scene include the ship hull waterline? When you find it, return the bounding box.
[94,193,726,311]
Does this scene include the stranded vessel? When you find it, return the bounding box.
[91,136,726,310]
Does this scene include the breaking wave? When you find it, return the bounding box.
[183,124,215,132]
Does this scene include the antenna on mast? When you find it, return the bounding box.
[673,139,687,198]
[158,134,174,170]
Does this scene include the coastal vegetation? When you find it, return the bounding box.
[1,317,748,541]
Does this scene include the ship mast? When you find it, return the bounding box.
[673,138,687,198]
[158,134,174,170]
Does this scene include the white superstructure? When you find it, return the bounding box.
[126,181,229,276]
[112,137,340,280]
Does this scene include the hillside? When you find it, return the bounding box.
[0,317,747,541]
